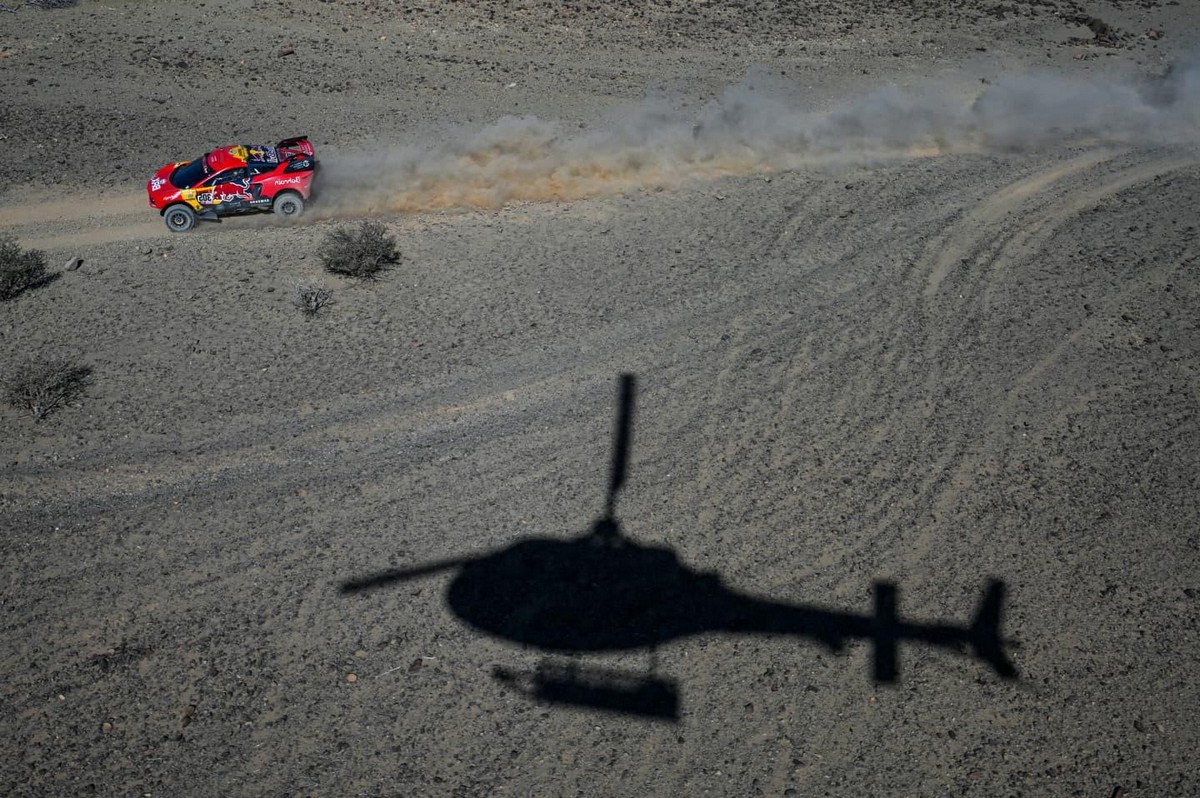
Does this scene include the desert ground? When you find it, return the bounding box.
[2,1,1199,796]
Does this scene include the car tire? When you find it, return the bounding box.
[163,204,196,233]
[273,191,304,220]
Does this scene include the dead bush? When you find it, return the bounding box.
[5,358,91,420]
[294,280,333,315]
[0,234,54,301]
[319,221,398,280]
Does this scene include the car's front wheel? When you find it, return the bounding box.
[273,191,304,220]
[163,204,196,233]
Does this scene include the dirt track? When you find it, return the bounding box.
[2,2,1199,796]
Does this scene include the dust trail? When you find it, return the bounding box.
[318,59,1200,217]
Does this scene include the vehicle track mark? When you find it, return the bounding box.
[902,154,1200,568]
[924,148,1123,298]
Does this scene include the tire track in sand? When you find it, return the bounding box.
[905,150,1200,568]
[923,148,1124,298]
[0,190,165,250]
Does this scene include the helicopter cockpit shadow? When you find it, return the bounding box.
[341,375,1018,721]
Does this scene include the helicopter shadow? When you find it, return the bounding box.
[342,375,1017,720]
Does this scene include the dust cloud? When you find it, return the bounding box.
[319,58,1200,216]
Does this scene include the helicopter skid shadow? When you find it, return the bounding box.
[494,661,680,721]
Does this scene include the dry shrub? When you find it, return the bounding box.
[319,221,399,280]
[294,280,333,315]
[6,358,91,420]
[0,234,53,301]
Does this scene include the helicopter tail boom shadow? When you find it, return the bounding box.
[725,580,1018,683]
[866,580,1018,683]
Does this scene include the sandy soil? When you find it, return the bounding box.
[2,1,1198,796]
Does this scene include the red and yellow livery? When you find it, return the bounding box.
[147,136,317,232]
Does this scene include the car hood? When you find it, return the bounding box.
[147,162,185,207]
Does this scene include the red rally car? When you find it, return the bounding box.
[147,136,317,232]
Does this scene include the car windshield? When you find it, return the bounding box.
[170,157,209,189]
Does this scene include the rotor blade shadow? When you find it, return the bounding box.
[341,557,475,594]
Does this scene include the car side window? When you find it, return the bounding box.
[202,168,247,187]
[217,168,247,184]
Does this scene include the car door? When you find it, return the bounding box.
[195,168,252,210]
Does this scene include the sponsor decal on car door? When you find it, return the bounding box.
[191,171,252,209]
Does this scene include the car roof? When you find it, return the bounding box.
[204,145,282,173]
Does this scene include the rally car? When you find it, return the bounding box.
[147,136,317,232]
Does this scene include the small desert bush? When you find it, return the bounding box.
[0,234,53,301]
[319,221,398,280]
[294,280,333,315]
[5,358,91,421]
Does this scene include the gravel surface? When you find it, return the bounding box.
[1,1,1198,796]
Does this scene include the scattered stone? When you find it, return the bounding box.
[139,246,152,256]
[101,721,113,733]
[279,45,295,57]
[1072,16,1123,47]
[346,673,358,683]
[64,256,82,271]
[408,656,436,673]
[1146,29,1163,40]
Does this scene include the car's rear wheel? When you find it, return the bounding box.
[273,191,304,220]
[163,204,196,233]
